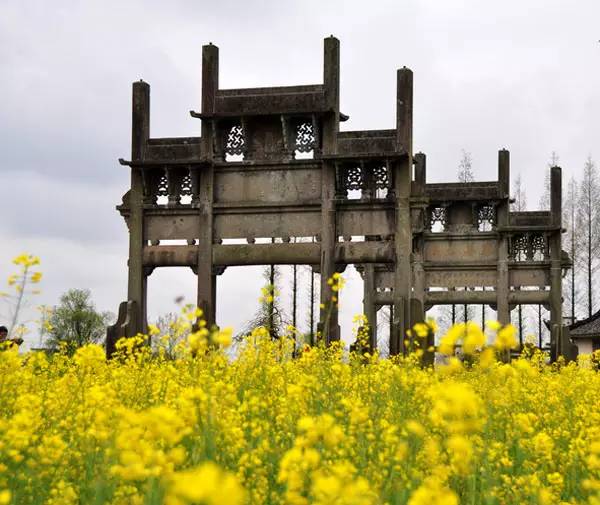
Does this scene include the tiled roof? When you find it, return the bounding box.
[569,310,600,338]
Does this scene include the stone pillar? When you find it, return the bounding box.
[496,149,510,325]
[413,152,426,195]
[323,36,340,133]
[549,165,563,358]
[363,264,377,349]
[412,152,427,354]
[390,67,413,355]
[201,43,219,137]
[197,44,219,326]
[318,36,340,343]
[411,154,426,313]
[319,161,339,343]
[413,259,425,312]
[127,81,150,334]
[195,167,215,326]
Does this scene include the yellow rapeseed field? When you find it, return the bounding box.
[1,258,600,505]
[1,309,600,505]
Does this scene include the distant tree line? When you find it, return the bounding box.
[516,152,600,345]
[561,155,600,324]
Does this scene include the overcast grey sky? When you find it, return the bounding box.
[1,0,598,346]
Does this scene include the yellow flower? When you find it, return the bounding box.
[426,317,438,334]
[486,320,502,331]
[494,324,518,351]
[446,434,473,475]
[413,323,429,338]
[408,480,458,505]
[531,432,554,462]
[478,347,496,368]
[0,257,592,505]
[429,381,484,435]
[438,323,466,355]
[73,344,105,369]
[406,420,426,438]
[0,490,10,505]
[213,327,233,347]
[463,322,485,354]
[12,253,40,267]
[166,462,245,505]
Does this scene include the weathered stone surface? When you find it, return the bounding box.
[109,37,571,360]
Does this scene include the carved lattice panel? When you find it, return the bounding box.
[180,171,192,197]
[345,165,364,191]
[154,170,169,205]
[509,233,548,262]
[295,121,315,153]
[531,233,547,260]
[225,124,245,156]
[179,169,193,204]
[157,171,168,196]
[428,206,447,232]
[510,234,529,261]
[477,204,496,231]
[372,164,389,190]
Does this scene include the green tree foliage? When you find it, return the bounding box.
[46,289,112,354]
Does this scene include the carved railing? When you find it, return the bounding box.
[224,122,245,159]
[293,118,317,155]
[425,202,497,232]
[427,205,448,232]
[143,166,199,206]
[476,203,496,231]
[508,232,549,262]
[335,160,393,200]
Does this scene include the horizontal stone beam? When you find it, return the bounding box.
[215,243,320,266]
[142,241,394,267]
[375,290,550,306]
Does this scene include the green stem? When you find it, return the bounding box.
[8,265,28,337]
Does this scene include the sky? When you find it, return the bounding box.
[1,0,599,348]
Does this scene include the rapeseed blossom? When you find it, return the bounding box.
[1,304,600,504]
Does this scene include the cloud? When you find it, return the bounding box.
[1,0,598,343]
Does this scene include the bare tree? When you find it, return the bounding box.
[238,264,287,339]
[435,303,455,333]
[456,302,477,326]
[304,237,319,346]
[457,150,474,323]
[153,312,188,359]
[511,173,528,213]
[539,152,559,211]
[376,305,391,357]
[563,175,581,323]
[536,153,560,345]
[510,305,529,347]
[577,156,600,319]
[457,149,475,183]
[290,240,298,330]
[307,266,317,345]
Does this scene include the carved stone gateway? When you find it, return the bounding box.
[107,37,572,360]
